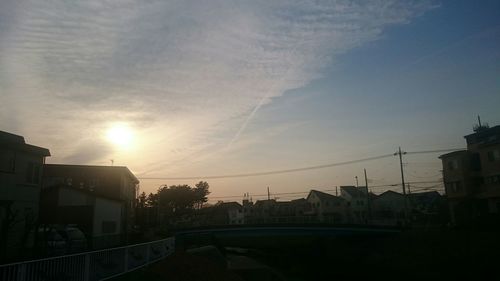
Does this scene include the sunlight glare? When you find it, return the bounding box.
[106,123,134,149]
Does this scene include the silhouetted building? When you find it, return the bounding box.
[306,190,346,223]
[243,197,313,224]
[248,199,277,223]
[340,186,368,223]
[440,124,500,226]
[371,190,445,226]
[218,202,244,225]
[41,164,139,246]
[409,191,448,226]
[189,202,244,227]
[371,190,405,226]
[0,131,50,261]
[40,185,123,249]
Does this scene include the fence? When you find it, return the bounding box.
[0,237,175,281]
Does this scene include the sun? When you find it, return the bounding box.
[106,123,134,149]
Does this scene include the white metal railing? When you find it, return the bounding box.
[0,237,175,281]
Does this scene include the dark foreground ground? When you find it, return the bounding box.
[112,228,500,281]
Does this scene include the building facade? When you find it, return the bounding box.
[371,190,405,226]
[42,164,139,245]
[440,124,500,225]
[307,190,347,223]
[40,186,123,249]
[0,131,50,261]
[340,186,369,224]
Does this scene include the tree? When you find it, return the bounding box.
[146,192,158,207]
[158,185,194,214]
[139,183,211,227]
[194,181,210,209]
[152,182,211,214]
[137,192,147,209]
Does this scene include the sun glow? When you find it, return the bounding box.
[106,123,134,149]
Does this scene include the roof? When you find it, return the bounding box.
[409,191,441,201]
[464,125,500,139]
[340,186,367,198]
[438,150,467,159]
[218,202,242,209]
[291,198,307,204]
[253,199,276,207]
[0,131,51,156]
[44,164,139,184]
[377,190,404,198]
[307,190,344,202]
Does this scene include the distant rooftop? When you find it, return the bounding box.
[0,130,51,156]
[308,190,344,202]
[340,186,367,198]
[44,164,139,183]
[464,125,500,146]
[438,150,467,159]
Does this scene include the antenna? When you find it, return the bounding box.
[473,115,489,132]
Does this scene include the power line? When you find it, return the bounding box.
[406,148,465,155]
[138,148,460,181]
[207,180,445,200]
[208,189,336,200]
[138,153,394,180]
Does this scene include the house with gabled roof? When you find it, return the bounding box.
[340,186,369,224]
[306,190,347,224]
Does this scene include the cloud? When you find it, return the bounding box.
[0,0,435,172]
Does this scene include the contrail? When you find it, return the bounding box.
[227,36,310,148]
[227,95,269,148]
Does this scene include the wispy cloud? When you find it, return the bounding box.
[0,0,434,172]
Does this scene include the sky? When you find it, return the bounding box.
[1,0,499,202]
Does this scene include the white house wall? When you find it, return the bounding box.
[92,198,122,236]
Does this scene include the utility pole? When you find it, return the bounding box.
[407,183,411,194]
[364,169,371,224]
[267,186,270,201]
[355,176,359,187]
[395,147,409,225]
[335,186,338,196]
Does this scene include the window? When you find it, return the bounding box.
[25,162,41,184]
[487,150,500,162]
[446,182,462,193]
[471,153,482,171]
[102,221,117,234]
[447,159,459,170]
[485,175,500,184]
[89,179,99,190]
[0,149,16,173]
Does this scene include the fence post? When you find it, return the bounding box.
[124,247,129,272]
[18,263,26,281]
[146,244,150,265]
[83,253,90,281]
